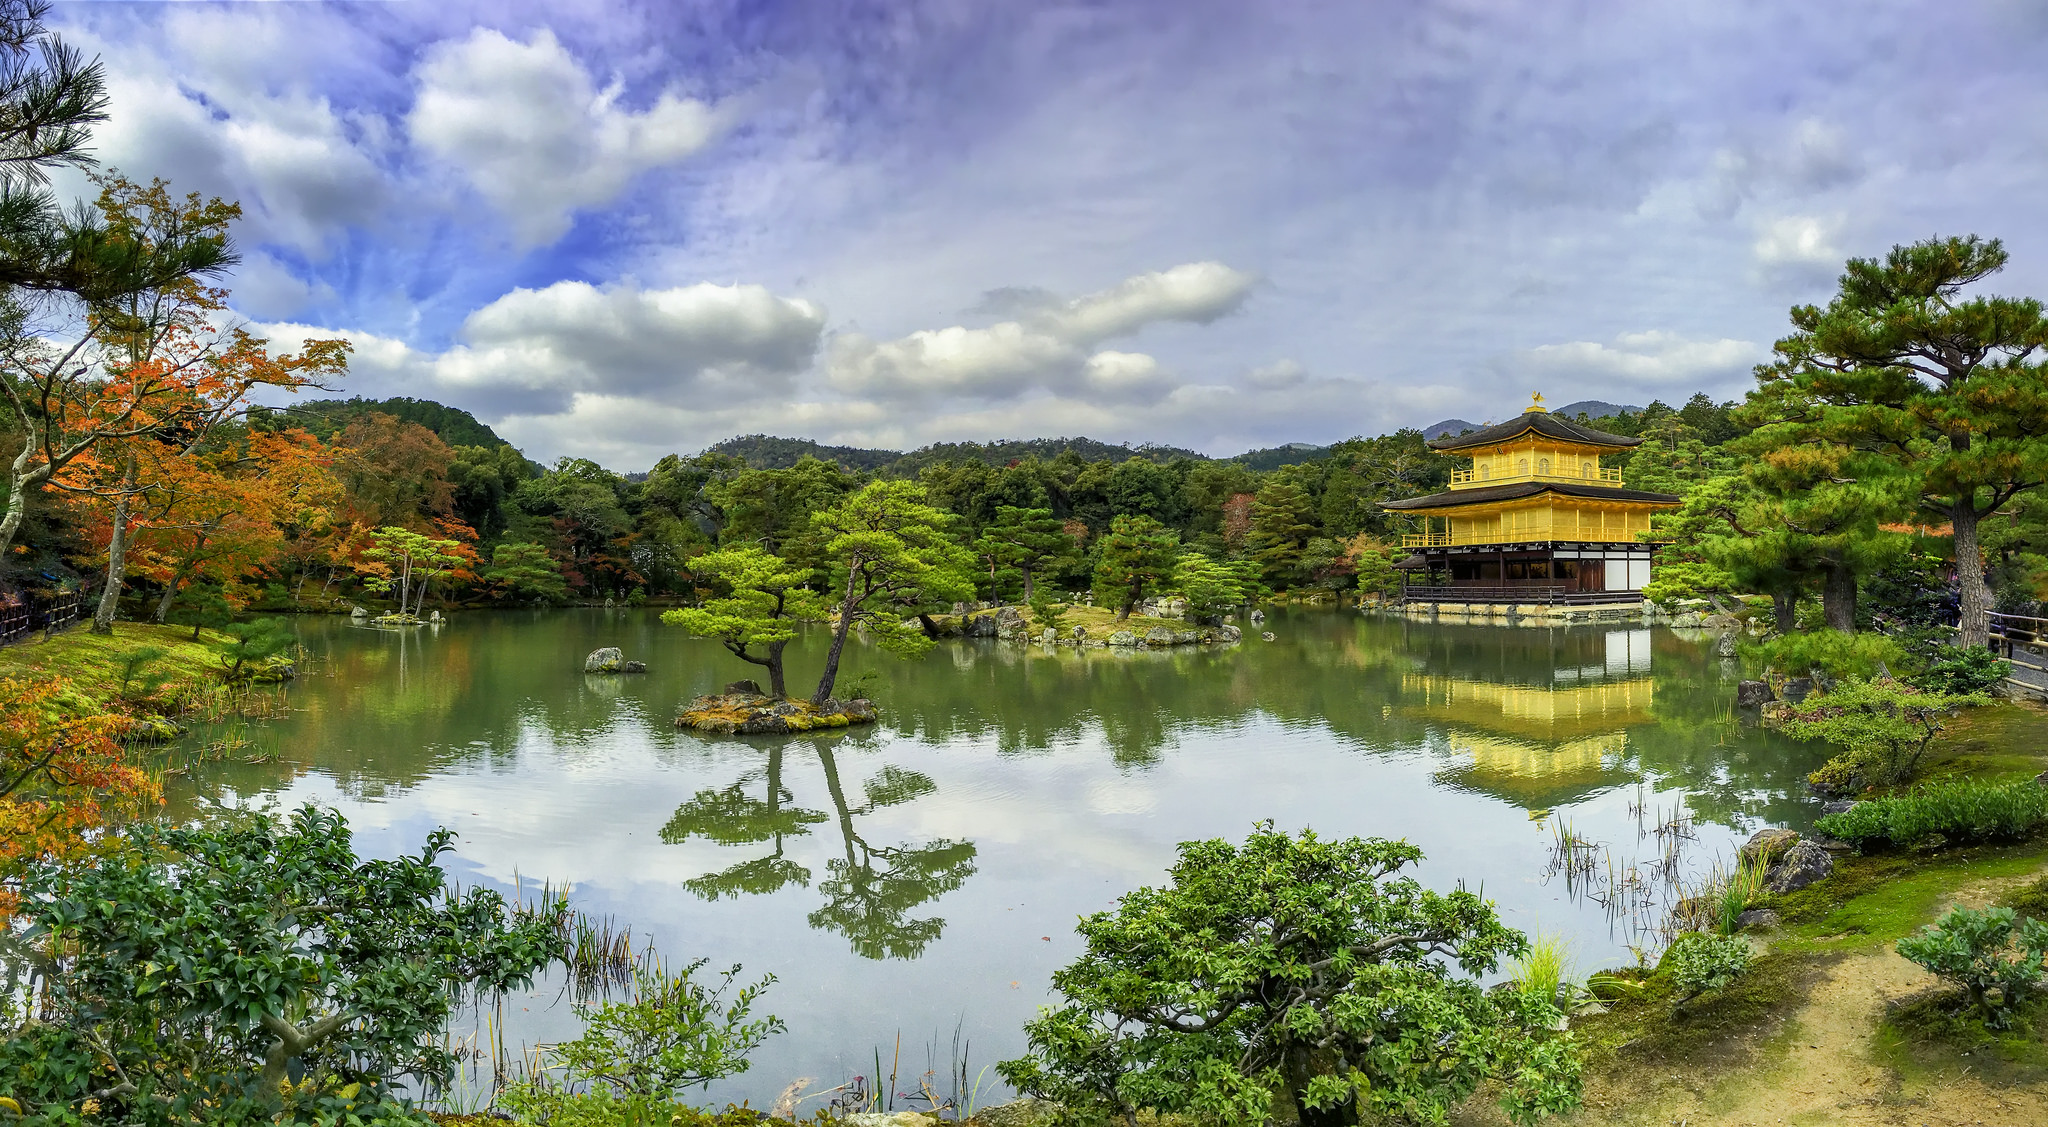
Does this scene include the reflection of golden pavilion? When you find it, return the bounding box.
[1403,629,1654,807]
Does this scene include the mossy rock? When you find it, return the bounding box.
[676,692,878,734]
[119,714,184,744]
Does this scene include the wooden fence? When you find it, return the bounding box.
[0,591,80,647]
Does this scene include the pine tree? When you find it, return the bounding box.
[1093,514,1179,620]
[1756,235,2048,645]
[1247,475,1320,586]
[663,546,826,698]
[973,505,1075,602]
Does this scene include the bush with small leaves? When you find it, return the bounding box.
[1912,643,2010,695]
[1896,906,2048,1029]
[1779,677,1983,793]
[1667,932,1751,1001]
[0,806,562,1123]
[997,823,1581,1127]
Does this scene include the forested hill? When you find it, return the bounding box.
[262,397,515,449]
[704,435,903,470]
[706,433,1204,472]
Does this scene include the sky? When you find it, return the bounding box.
[48,0,2048,469]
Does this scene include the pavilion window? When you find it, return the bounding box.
[1538,457,1550,475]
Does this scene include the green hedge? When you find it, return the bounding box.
[1816,780,2048,849]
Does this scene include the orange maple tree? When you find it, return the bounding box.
[0,676,158,908]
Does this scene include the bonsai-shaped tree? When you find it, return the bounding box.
[998,824,1582,1127]
[662,546,825,698]
[809,480,976,704]
[1092,514,1178,622]
[360,526,463,617]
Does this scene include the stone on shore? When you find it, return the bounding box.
[676,691,878,734]
[1736,679,1774,707]
[1763,841,1833,893]
[1739,827,1801,866]
[1107,630,1138,646]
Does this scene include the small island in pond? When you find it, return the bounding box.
[676,681,878,734]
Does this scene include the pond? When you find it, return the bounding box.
[169,607,1830,1107]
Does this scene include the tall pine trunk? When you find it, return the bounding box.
[812,562,862,705]
[1821,562,1857,632]
[765,639,788,698]
[1772,587,1797,635]
[1954,500,1992,648]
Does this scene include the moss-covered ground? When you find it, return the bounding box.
[0,621,234,719]
[1452,701,2048,1125]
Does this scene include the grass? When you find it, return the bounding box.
[1875,988,2048,1088]
[0,621,235,719]
[1510,931,1574,1007]
[1770,842,2048,951]
[1816,779,2048,849]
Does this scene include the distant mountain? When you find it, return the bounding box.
[705,435,904,470]
[1420,418,1480,440]
[270,397,515,449]
[1231,442,1329,471]
[705,434,1210,473]
[1552,399,1641,419]
[1420,400,1644,441]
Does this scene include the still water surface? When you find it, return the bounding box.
[172,608,1829,1103]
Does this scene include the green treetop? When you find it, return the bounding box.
[808,480,976,704]
[973,505,1076,602]
[1093,513,1180,621]
[1755,235,2048,645]
[360,526,463,616]
[1248,472,1321,585]
[663,546,826,699]
[483,540,568,604]
[997,824,1581,1127]
[1173,551,1257,623]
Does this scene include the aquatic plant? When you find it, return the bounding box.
[1512,931,1576,1009]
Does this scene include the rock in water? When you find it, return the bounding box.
[620,660,647,673]
[1261,631,1276,642]
[1739,828,1800,866]
[964,614,998,638]
[1040,627,1057,644]
[1107,630,1138,647]
[1736,679,1774,707]
[1763,841,1833,893]
[1715,632,1739,658]
[584,647,624,673]
[1218,624,1242,643]
[349,605,368,619]
[724,679,764,696]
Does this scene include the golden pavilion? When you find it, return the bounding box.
[1382,393,1680,606]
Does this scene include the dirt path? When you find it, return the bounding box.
[1586,872,2048,1127]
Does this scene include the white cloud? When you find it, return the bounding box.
[1752,214,1842,269]
[409,29,725,245]
[1038,261,1255,344]
[1517,330,1763,390]
[824,262,1250,403]
[255,280,825,418]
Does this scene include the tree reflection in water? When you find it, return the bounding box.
[661,744,977,960]
[661,745,826,898]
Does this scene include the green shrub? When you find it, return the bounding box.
[1778,677,1982,793]
[1746,629,1904,679]
[1814,780,2048,849]
[0,806,562,1123]
[997,824,1582,1127]
[1896,905,2048,1029]
[1026,587,1069,634]
[1666,932,1752,1000]
[541,961,782,1097]
[1912,643,2011,694]
[216,615,295,679]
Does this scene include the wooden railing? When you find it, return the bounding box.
[1398,584,1643,606]
[0,592,80,647]
[1401,530,1648,547]
[1450,467,1625,487]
